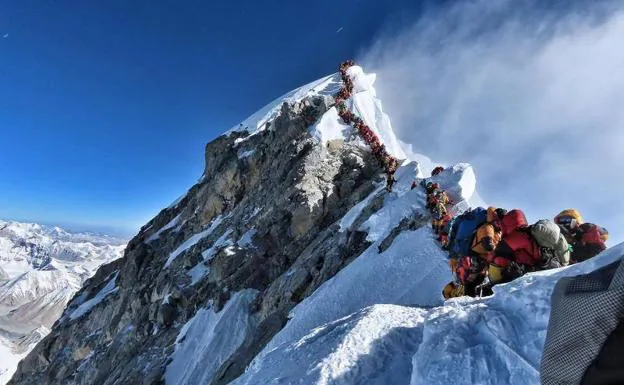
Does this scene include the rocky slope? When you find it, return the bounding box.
[11,68,407,385]
[10,64,616,385]
[0,221,125,383]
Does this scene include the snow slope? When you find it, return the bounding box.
[0,220,124,384]
[233,161,622,385]
[165,289,258,385]
[228,74,341,138]
[226,66,617,384]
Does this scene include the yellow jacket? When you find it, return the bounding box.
[471,223,502,256]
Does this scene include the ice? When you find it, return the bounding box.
[309,106,352,144]
[163,215,226,268]
[69,272,118,320]
[346,65,407,160]
[187,263,209,286]
[164,289,259,385]
[0,341,25,385]
[339,183,384,232]
[237,229,257,248]
[238,149,256,159]
[234,241,624,385]
[227,74,341,138]
[147,214,183,242]
[201,229,234,261]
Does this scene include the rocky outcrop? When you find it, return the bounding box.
[10,94,397,385]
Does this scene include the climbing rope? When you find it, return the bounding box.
[336,60,400,190]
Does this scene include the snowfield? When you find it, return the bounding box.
[0,220,124,384]
[230,67,623,384]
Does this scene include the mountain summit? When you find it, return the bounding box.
[10,64,620,385]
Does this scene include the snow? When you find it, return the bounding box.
[309,106,352,144]
[232,154,624,385]
[164,289,259,385]
[339,183,384,231]
[164,215,226,268]
[238,149,256,159]
[201,229,234,261]
[0,341,25,385]
[237,229,257,248]
[426,163,476,204]
[227,74,340,138]
[234,239,624,385]
[360,163,429,243]
[346,65,407,160]
[187,263,210,286]
[0,220,122,384]
[69,272,119,320]
[147,214,183,242]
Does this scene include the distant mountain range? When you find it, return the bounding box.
[0,220,125,383]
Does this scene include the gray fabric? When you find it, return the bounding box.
[540,257,624,385]
[532,220,571,266]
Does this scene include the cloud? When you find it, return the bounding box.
[359,0,624,244]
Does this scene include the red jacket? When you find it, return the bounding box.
[492,229,541,267]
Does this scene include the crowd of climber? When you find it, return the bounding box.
[332,60,609,299]
[336,61,399,191]
[414,169,609,299]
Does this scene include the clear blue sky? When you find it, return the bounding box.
[0,0,427,236]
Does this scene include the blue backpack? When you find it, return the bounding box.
[449,207,488,258]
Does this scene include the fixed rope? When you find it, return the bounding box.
[335,60,400,191]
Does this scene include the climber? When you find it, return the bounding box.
[471,207,506,258]
[454,255,491,298]
[528,219,571,268]
[431,191,451,234]
[447,207,488,259]
[487,209,537,284]
[386,173,397,193]
[554,209,607,263]
[570,223,607,263]
[431,166,445,177]
[442,281,465,300]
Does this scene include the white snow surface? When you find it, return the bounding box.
[346,65,407,160]
[304,66,408,163]
[232,165,624,385]
[227,140,620,384]
[164,289,258,385]
[147,214,183,242]
[69,272,119,320]
[0,220,124,384]
[310,106,352,144]
[164,215,226,268]
[0,341,25,385]
[227,74,340,138]
[237,229,257,249]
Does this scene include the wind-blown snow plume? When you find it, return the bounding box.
[360,0,624,243]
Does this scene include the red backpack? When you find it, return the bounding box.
[580,224,604,245]
[504,230,542,266]
[500,209,528,236]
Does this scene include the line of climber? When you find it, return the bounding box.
[335,60,400,192]
[413,167,609,299]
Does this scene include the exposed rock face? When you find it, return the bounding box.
[10,95,395,385]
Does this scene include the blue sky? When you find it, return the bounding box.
[0,0,425,236]
[1,0,621,244]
